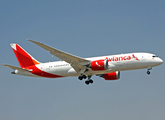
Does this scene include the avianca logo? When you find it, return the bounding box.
[132,54,140,61]
[105,54,139,62]
[96,62,103,67]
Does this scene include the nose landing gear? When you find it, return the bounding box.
[147,71,150,75]
[147,67,152,75]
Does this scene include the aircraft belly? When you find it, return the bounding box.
[66,67,115,76]
[42,67,70,76]
[134,60,152,69]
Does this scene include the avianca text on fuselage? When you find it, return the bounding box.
[105,54,139,62]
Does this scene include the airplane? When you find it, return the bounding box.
[2,39,163,85]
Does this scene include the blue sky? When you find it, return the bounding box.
[0,0,165,120]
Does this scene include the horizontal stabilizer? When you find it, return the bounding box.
[2,64,31,72]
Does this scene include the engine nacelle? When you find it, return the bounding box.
[91,60,108,71]
[103,71,120,80]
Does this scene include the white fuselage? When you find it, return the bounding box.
[15,52,163,78]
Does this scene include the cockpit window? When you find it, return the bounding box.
[152,55,158,57]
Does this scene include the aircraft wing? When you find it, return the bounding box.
[28,39,91,73]
[2,64,31,72]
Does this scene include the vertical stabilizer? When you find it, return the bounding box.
[10,44,40,68]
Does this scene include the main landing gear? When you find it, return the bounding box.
[85,79,93,85]
[78,75,93,85]
[147,67,152,75]
[78,75,87,80]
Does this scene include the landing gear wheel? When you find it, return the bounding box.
[85,79,93,85]
[83,75,87,79]
[147,71,150,75]
[147,67,152,75]
[78,76,83,80]
[89,79,93,84]
[78,75,87,80]
[85,81,90,85]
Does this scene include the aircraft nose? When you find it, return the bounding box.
[152,57,163,66]
[156,58,163,65]
[159,58,163,65]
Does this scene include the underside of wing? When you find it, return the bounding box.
[28,39,91,73]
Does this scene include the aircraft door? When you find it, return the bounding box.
[142,54,146,61]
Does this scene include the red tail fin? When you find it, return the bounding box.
[11,44,40,68]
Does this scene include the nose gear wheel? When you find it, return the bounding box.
[147,67,152,75]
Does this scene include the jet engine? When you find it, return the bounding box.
[103,71,120,80]
[90,59,108,71]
